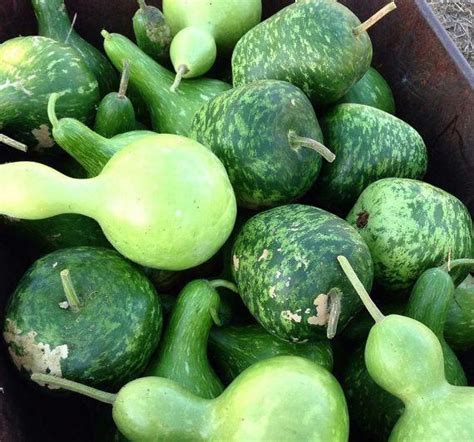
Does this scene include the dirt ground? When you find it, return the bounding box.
[427,0,473,67]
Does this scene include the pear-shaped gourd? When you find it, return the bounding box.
[338,256,474,442]
[32,355,349,441]
[0,134,237,271]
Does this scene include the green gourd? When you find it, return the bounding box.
[31,0,118,96]
[32,355,349,441]
[102,31,231,136]
[3,247,162,389]
[163,0,262,88]
[133,0,172,63]
[445,274,474,351]
[94,61,137,138]
[335,67,396,113]
[208,324,333,384]
[0,135,237,271]
[0,36,99,149]
[146,279,228,398]
[191,80,334,209]
[338,255,474,442]
[232,1,396,105]
[315,104,427,214]
[347,178,473,292]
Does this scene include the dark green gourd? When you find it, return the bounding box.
[32,355,349,441]
[315,104,427,214]
[102,31,231,136]
[336,67,396,113]
[191,80,334,209]
[232,1,396,105]
[232,204,374,342]
[338,256,474,442]
[133,0,172,63]
[3,247,162,389]
[347,178,473,292]
[0,36,99,150]
[209,324,333,384]
[94,61,137,138]
[145,280,225,398]
[31,0,118,96]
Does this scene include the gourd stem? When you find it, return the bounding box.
[101,30,111,40]
[440,258,474,273]
[353,2,397,36]
[31,374,117,404]
[288,131,336,163]
[337,256,385,323]
[138,0,147,9]
[210,308,222,326]
[170,65,189,93]
[65,12,78,44]
[326,288,342,339]
[118,60,130,98]
[47,93,60,128]
[0,134,28,152]
[209,279,239,294]
[60,269,81,313]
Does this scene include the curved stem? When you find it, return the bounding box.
[288,131,336,163]
[65,12,77,44]
[60,269,81,313]
[47,93,60,128]
[209,279,239,294]
[170,65,189,93]
[101,29,111,40]
[337,256,385,323]
[118,60,130,98]
[210,307,222,327]
[0,134,28,152]
[138,0,147,9]
[440,258,474,273]
[353,2,397,36]
[31,373,117,404]
[326,288,342,339]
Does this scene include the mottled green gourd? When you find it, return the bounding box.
[445,274,474,351]
[315,104,427,214]
[342,261,470,440]
[32,355,349,441]
[338,256,474,442]
[335,67,396,113]
[94,61,137,138]
[3,247,162,389]
[163,0,262,89]
[0,135,237,271]
[232,1,396,105]
[133,0,172,63]
[347,178,473,292]
[232,204,374,342]
[209,324,333,384]
[0,36,99,149]
[102,31,231,136]
[31,0,118,96]
[146,280,227,398]
[191,80,334,209]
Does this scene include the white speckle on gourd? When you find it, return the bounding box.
[281,310,302,323]
[269,286,277,299]
[258,249,270,261]
[58,301,69,309]
[307,294,329,326]
[31,124,54,149]
[52,262,58,268]
[233,255,240,271]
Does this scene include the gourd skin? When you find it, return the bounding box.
[0,36,99,149]
[94,93,137,139]
[114,356,349,442]
[0,135,237,271]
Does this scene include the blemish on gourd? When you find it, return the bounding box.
[31,124,54,149]
[258,249,270,261]
[233,255,240,271]
[307,294,329,325]
[3,319,68,389]
[281,310,302,323]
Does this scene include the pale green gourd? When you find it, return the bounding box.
[0,135,237,271]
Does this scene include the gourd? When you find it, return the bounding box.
[232,204,374,341]
[191,80,334,209]
[3,247,162,389]
[145,279,230,398]
[94,61,137,138]
[102,31,231,136]
[233,1,396,105]
[338,255,474,442]
[32,355,349,441]
[133,0,172,63]
[163,0,262,88]
[0,36,99,149]
[209,324,333,384]
[315,104,427,214]
[31,0,118,96]
[0,135,237,271]
[347,178,473,292]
